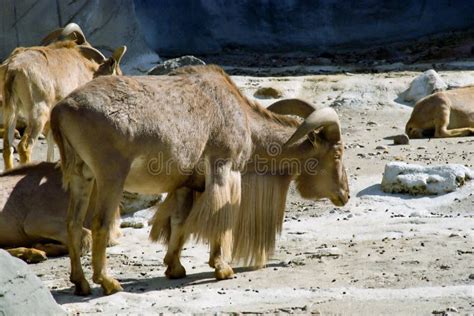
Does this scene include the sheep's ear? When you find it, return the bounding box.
[112,46,127,65]
[307,129,322,147]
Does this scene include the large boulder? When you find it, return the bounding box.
[404,70,448,103]
[121,191,163,215]
[0,0,159,74]
[381,162,474,195]
[0,250,65,315]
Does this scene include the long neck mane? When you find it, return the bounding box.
[173,65,298,267]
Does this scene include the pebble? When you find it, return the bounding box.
[253,86,282,99]
[393,134,409,145]
[120,221,145,229]
[376,145,388,150]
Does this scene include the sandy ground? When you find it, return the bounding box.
[2,69,474,315]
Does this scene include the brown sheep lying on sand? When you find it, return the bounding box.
[0,162,120,263]
[406,86,474,138]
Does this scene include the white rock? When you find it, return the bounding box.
[404,70,448,102]
[381,162,474,195]
[0,250,65,315]
[121,207,157,229]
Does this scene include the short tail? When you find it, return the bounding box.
[2,71,18,149]
[50,103,77,190]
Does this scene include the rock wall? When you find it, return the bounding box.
[0,0,159,74]
[1,1,473,70]
[134,0,474,55]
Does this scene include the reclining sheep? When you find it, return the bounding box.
[1,23,127,170]
[0,162,121,263]
[50,65,349,296]
[405,86,474,138]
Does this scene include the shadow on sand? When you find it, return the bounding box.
[51,262,286,304]
[356,183,437,201]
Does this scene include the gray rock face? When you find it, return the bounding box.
[404,70,448,103]
[0,250,65,315]
[134,0,474,55]
[2,1,474,65]
[148,56,206,75]
[0,0,159,74]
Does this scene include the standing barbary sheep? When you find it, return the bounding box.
[51,65,349,296]
[0,162,121,263]
[1,23,127,170]
[405,86,474,138]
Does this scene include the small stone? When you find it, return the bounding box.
[376,145,388,150]
[120,221,144,229]
[446,307,458,312]
[393,134,409,145]
[468,273,474,280]
[254,87,283,99]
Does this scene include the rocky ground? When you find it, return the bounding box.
[2,67,474,315]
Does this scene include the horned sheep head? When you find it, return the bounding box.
[41,23,127,77]
[268,99,350,206]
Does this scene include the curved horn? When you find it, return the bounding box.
[286,107,341,146]
[60,23,87,45]
[267,99,317,118]
[40,27,64,46]
[112,46,127,64]
[78,46,106,64]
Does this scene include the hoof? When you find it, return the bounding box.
[74,280,91,296]
[165,264,186,279]
[26,249,47,263]
[215,265,234,280]
[101,277,123,296]
[208,259,216,269]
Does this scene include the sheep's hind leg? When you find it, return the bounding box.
[67,165,95,296]
[2,106,17,170]
[18,102,49,164]
[45,126,55,162]
[33,243,68,257]
[91,171,128,295]
[164,188,193,279]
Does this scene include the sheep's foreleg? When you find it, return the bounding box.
[6,247,47,263]
[209,231,234,280]
[435,126,474,137]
